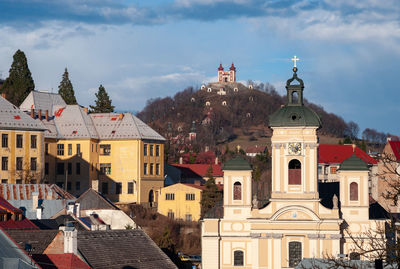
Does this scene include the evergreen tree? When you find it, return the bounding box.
[1,49,35,106]
[200,165,221,217]
[58,68,77,105]
[89,84,115,113]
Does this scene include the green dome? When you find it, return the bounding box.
[269,105,321,127]
[223,155,252,171]
[339,153,369,171]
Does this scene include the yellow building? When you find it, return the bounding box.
[158,183,205,221]
[201,67,387,268]
[19,91,165,205]
[0,95,46,184]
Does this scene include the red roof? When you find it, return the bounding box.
[0,197,38,230]
[218,63,224,71]
[173,164,223,177]
[389,141,400,161]
[33,253,91,269]
[318,144,377,165]
[230,63,236,71]
[246,145,267,154]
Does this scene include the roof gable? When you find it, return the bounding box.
[75,189,118,210]
[389,141,400,161]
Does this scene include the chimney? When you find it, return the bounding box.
[60,227,77,255]
[119,113,124,120]
[74,202,81,218]
[215,157,218,165]
[38,109,42,120]
[179,157,183,164]
[32,192,39,209]
[36,206,43,220]
[45,110,49,121]
[83,107,88,114]
[30,108,35,119]
[1,92,5,98]
[67,202,75,215]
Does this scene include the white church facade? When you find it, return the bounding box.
[201,64,387,268]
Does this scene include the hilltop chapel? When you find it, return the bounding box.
[201,60,386,268]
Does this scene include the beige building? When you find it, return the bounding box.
[0,95,46,184]
[201,67,387,268]
[19,91,165,205]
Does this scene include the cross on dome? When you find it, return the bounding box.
[291,56,299,68]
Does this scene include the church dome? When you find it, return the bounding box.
[223,155,252,171]
[339,153,369,171]
[269,67,321,128]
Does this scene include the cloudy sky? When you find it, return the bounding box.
[0,0,399,136]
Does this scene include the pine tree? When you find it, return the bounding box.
[58,68,77,105]
[1,49,35,106]
[200,165,221,217]
[89,84,115,113]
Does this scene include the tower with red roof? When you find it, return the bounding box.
[217,63,236,83]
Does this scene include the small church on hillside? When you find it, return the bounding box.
[218,63,237,83]
[201,60,387,268]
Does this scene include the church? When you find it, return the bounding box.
[201,60,386,268]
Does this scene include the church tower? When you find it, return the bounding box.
[269,65,321,200]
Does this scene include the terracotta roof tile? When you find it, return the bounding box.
[172,164,223,177]
[318,144,377,165]
[389,141,400,161]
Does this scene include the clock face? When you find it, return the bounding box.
[288,142,302,155]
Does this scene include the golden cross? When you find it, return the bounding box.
[291,56,299,68]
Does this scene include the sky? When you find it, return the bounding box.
[0,0,399,136]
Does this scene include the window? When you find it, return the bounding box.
[76,163,80,175]
[288,159,301,185]
[156,164,160,175]
[100,163,111,175]
[233,250,244,266]
[185,214,192,222]
[45,143,49,155]
[1,179,8,184]
[57,144,64,155]
[100,144,111,155]
[91,144,93,152]
[116,183,122,194]
[16,157,23,171]
[56,182,63,188]
[128,182,134,194]
[45,163,49,175]
[168,211,174,219]
[150,163,154,175]
[1,157,8,171]
[68,144,72,155]
[165,193,175,200]
[76,144,81,154]
[30,158,37,171]
[330,166,337,174]
[289,241,302,267]
[156,145,160,156]
[57,163,65,175]
[16,134,23,148]
[67,182,72,191]
[233,182,241,200]
[144,163,147,175]
[102,182,108,194]
[76,181,81,191]
[150,145,154,156]
[144,144,147,156]
[67,163,72,175]
[31,135,37,149]
[186,193,195,200]
[2,134,8,148]
[16,179,22,184]
[350,182,358,201]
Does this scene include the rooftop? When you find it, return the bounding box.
[318,144,377,165]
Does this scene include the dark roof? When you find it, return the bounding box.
[339,153,369,171]
[32,215,87,231]
[6,230,60,254]
[77,229,177,269]
[76,189,118,210]
[223,155,252,171]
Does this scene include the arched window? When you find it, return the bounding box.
[288,159,301,185]
[233,182,241,200]
[349,252,360,260]
[233,250,244,266]
[289,241,302,267]
[291,91,299,104]
[350,182,358,201]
